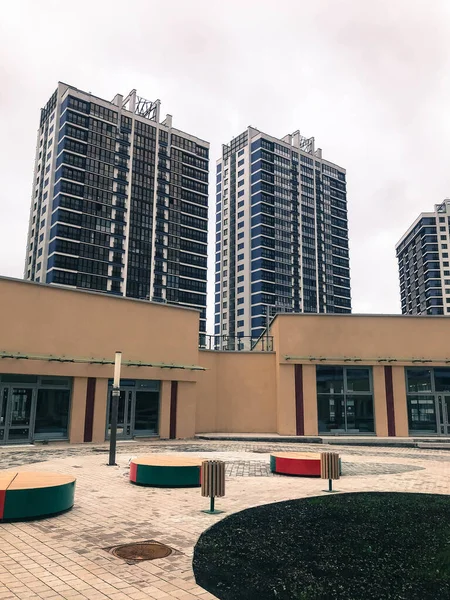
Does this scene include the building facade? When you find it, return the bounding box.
[1,277,448,446]
[214,127,351,342]
[24,83,209,333]
[396,199,450,316]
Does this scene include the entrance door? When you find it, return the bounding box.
[134,390,159,436]
[107,390,133,439]
[437,395,450,435]
[0,387,34,443]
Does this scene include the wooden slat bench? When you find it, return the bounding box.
[0,471,76,521]
[130,455,204,488]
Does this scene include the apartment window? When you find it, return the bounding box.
[237,308,244,316]
[441,235,447,240]
[443,244,448,249]
[222,323,227,330]
[238,253,244,261]
[223,302,227,308]
[44,178,49,187]
[238,169,244,177]
[238,286,244,293]
[238,265,244,271]
[238,190,245,197]
[224,219,228,226]
[238,275,244,282]
[39,234,44,242]
[238,180,244,187]
[238,232,244,239]
[224,229,228,236]
[237,320,244,327]
[440,226,446,231]
[224,208,228,216]
[222,313,227,319]
[223,270,227,276]
[223,249,228,257]
[38,248,43,257]
[238,243,244,250]
[238,159,244,167]
[223,260,228,267]
[36,262,41,271]
[237,297,244,304]
[439,217,445,222]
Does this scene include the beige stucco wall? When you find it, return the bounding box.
[69,377,87,443]
[0,278,201,381]
[2,278,450,441]
[372,366,388,437]
[274,313,450,361]
[303,364,318,436]
[92,378,108,443]
[392,366,409,436]
[176,382,197,438]
[159,380,172,440]
[196,351,277,433]
[195,351,218,433]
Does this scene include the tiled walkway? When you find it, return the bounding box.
[0,440,449,599]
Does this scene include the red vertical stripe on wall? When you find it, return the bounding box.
[384,366,396,436]
[295,365,305,436]
[169,381,178,440]
[83,378,96,443]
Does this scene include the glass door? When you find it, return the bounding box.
[437,395,450,435]
[134,390,159,436]
[107,390,133,439]
[1,387,34,443]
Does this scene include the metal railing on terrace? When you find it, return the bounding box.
[199,334,273,352]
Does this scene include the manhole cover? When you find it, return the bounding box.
[108,541,172,561]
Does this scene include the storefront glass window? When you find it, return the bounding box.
[35,389,70,439]
[316,366,374,434]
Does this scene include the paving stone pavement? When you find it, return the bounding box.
[0,440,449,599]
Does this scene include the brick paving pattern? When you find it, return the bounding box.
[0,439,448,599]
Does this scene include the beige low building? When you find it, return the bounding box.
[0,276,449,444]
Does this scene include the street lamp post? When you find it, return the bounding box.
[108,351,122,466]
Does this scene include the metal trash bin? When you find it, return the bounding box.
[201,460,225,514]
[320,452,340,492]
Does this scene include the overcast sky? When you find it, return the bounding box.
[1,0,450,327]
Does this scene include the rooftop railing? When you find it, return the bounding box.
[199,334,273,352]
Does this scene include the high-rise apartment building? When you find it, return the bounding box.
[396,199,450,316]
[25,82,209,333]
[214,127,351,341]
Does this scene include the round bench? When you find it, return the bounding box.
[270,452,323,477]
[0,471,76,521]
[130,456,204,487]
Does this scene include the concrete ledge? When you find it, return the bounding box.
[195,433,450,448]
